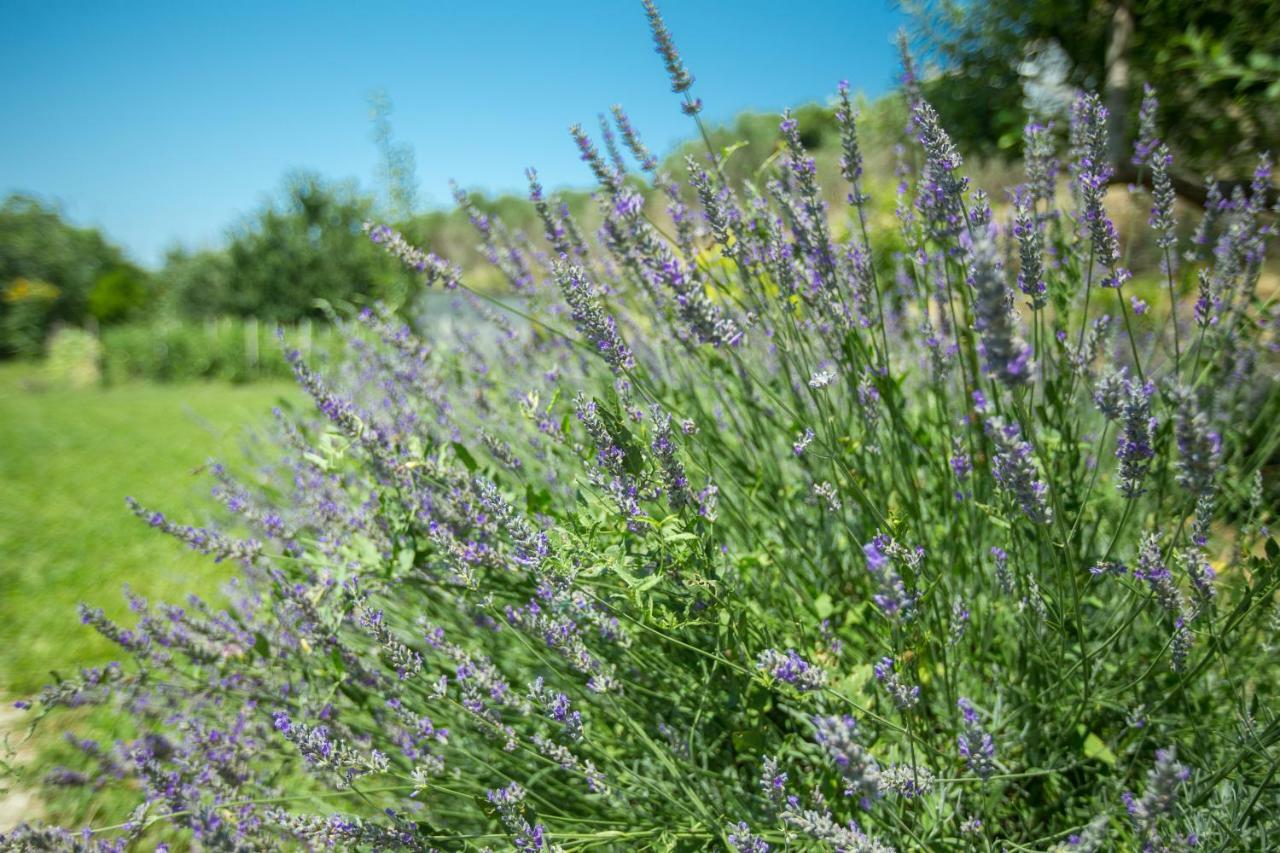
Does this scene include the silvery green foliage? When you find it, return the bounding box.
[5,4,1279,850]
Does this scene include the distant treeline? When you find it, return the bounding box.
[0,99,892,360]
[10,37,1268,363]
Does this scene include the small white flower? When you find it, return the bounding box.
[812,481,842,511]
[808,369,836,389]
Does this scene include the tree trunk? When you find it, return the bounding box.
[1103,0,1134,169]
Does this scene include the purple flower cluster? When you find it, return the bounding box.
[125,496,261,564]
[1069,94,1130,289]
[966,224,1032,385]
[1169,384,1221,496]
[913,102,968,236]
[366,222,462,289]
[1115,376,1157,498]
[1013,191,1048,309]
[811,714,882,803]
[956,697,996,779]
[487,783,550,851]
[873,656,919,710]
[1123,747,1190,851]
[554,262,636,373]
[273,710,389,786]
[756,648,827,692]
[863,534,918,620]
[984,417,1053,524]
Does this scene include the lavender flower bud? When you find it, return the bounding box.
[756,648,826,692]
[1193,269,1217,328]
[759,755,788,809]
[793,427,815,456]
[1169,384,1221,496]
[1132,84,1160,168]
[727,822,771,852]
[1187,178,1223,263]
[1134,533,1188,621]
[1116,377,1157,498]
[272,712,389,786]
[1093,367,1127,420]
[486,783,549,851]
[896,30,923,111]
[1123,747,1190,851]
[358,608,423,680]
[1023,120,1058,209]
[569,123,621,194]
[270,811,425,850]
[1191,494,1214,547]
[126,496,261,564]
[863,535,916,620]
[649,405,691,508]
[1070,94,1129,289]
[966,225,1032,386]
[610,104,658,172]
[873,656,919,709]
[1150,144,1177,251]
[950,595,970,644]
[364,222,461,289]
[956,697,996,779]
[779,800,893,852]
[950,436,972,482]
[641,0,694,95]
[1013,192,1048,309]
[913,101,968,236]
[554,262,635,373]
[991,546,1014,594]
[1061,815,1109,851]
[835,81,866,205]
[596,112,628,176]
[985,417,1053,524]
[1177,547,1216,607]
[812,714,882,802]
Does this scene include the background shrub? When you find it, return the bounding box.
[100,317,337,384]
[42,327,101,389]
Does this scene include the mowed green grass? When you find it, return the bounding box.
[0,364,297,696]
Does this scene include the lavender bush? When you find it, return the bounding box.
[6,4,1280,850]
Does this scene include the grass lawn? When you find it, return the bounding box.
[0,365,297,697]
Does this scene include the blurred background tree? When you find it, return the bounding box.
[221,172,410,321]
[0,196,135,357]
[87,266,150,324]
[904,0,1280,187]
[158,246,235,320]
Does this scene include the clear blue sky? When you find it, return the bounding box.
[0,1,901,267]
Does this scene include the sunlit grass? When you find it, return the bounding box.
[0,364,294,696]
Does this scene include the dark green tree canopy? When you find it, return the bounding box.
[221,172,409,321]
[0,195,139,356]
[907,0,1280,179]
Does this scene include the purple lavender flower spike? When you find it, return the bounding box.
[966,223,1032,385]
[756,648,826,692]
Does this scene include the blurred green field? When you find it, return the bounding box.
[0,364,296,696]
